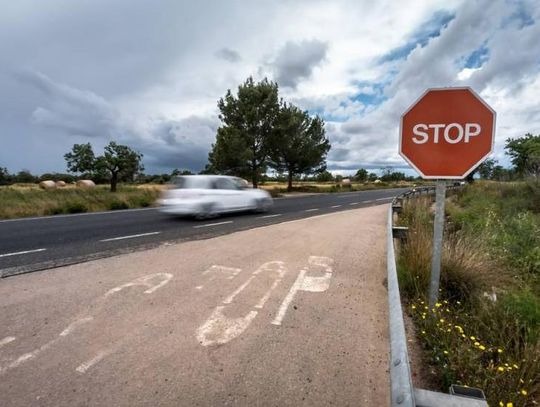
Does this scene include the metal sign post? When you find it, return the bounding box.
[428,180,446,310]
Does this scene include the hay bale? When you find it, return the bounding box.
[39,180,56,190]
[77,180,96,188]
[342,178,351,185]
[55,180,66,187]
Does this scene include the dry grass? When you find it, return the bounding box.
[0,184,162,219]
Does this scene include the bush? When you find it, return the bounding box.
[108,200,129,210]
[66,201,88,214]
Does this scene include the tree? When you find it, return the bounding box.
[95,142,144,192]
[477,158,497,179]
[208,77,280,187]
[267,103,330,191]
[64,143,96,176]
[14,170,37,183]
[66,142,143,191]
[316,170,334,182]
[354,168,368,182]
[0,167,12,185]
[368,172,378,182]
[505,134,540,177]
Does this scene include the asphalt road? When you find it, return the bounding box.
[0,204,390,406]
[0,188,406,277]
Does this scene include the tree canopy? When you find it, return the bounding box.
[208,77,280,187]
[268,103,330,191]
[65,141,143,192]
[207,77,330,189]
[505,133,540,177]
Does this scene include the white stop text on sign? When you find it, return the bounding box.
[412,123,481,145]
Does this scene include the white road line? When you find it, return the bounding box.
[349,202,360,205]
[258,214,282,219]
[99,231,160,242]
[193,221,233,229]
[363,200,374,203]
[76,350,111,374]
[0,207,157,223]
[0,248,46,258]
[304,208,319,212]
[376,197,392,201]
[330,205,342,208]
[0,337,16,348]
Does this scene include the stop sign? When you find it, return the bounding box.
[399,87,496,179]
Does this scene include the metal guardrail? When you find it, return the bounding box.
[387,184,488,407]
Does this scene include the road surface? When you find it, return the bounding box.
[0,188,406,277]
[0,204,390,406]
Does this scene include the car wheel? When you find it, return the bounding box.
[254,198,272,213]
[195,203,218,220]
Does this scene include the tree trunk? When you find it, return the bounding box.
[287,171,293,192]
[252,160,258,188]
[110,172,118,192]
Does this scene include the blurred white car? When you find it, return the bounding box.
[158,175,273,219]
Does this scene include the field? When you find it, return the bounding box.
[397,181,540,406]
[259,180,420,196]
[0,184,163,219]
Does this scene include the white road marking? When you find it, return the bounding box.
[304,208,319,212]
[59,317,94,337]
[349,202,360,205]
[0,207,157,223]
[363,200,374,203]
[75,349,112,374]
[258,214,282,219]
[193,221,233,229]
[272,256,334,326]
[0,337,15,348]
[330,205,341,208]
[197,261,286,346]
[100,231,160,242]
[105,273,173,296]
[223,275,256,305]
[0,248,46,258]
[375,197,392,201]
[197,265,242,291]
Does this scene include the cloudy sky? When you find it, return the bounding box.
[1,0,539,175]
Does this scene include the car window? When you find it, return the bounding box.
[213,178,239,190]
[172,177,210,189]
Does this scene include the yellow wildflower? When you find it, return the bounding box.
[521,389,527,396]
[435,302,442,308]
[497,366,505,372]
[443,350,449,355]
[479,345,486,351]
[498,348,503,353]
[470,336,476,340]
[474,341,480,346]
[512,364,518,369]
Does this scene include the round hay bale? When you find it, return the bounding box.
[342,178,351,185]
[55,180,66,187]
[77,180,96,188]
[39,180,56,190]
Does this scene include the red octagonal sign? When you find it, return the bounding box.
[400,87,496,179]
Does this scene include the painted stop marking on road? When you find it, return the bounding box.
[400,87,496,179]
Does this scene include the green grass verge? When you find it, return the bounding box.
[0,184,162,219]
[397,181,540,406]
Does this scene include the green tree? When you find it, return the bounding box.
[14,170,37,183]
[64,143,96,176]
[0,167,12,185]
[505,133,540,177]
[354,168,368,182]
[368,172,378,182]
[268,103,330,191]
[477,158,497,179]
[208,77,280,187]
[95,142,144,192]
[316,170,334,182]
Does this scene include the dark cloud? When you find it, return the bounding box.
[215,48,242,63]
[272,40,328,88]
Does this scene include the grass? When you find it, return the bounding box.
[260,180,421,196]
[0,184,163,219]
[397,181,540,406]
